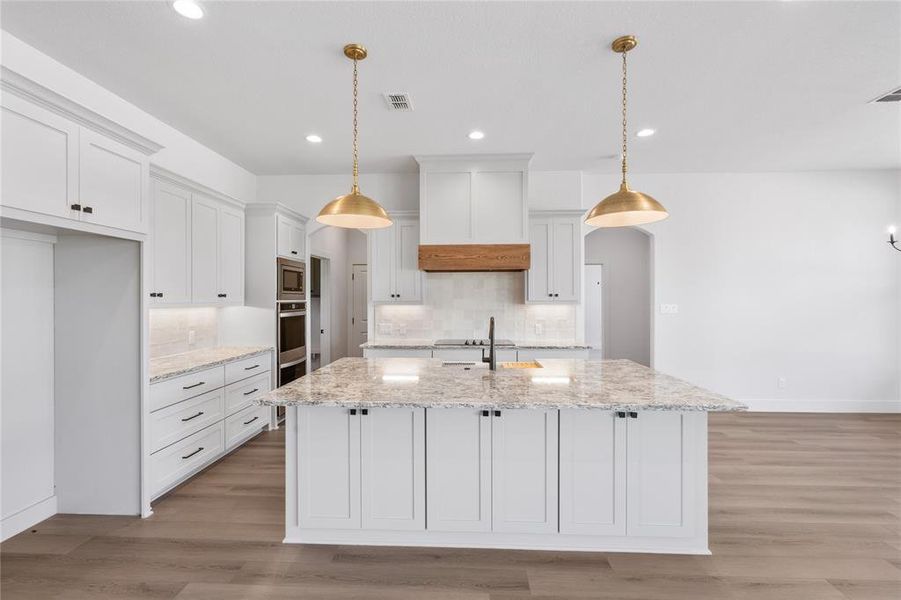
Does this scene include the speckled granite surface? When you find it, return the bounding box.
[260,357,744,412]
[150,346,273,383]
[361,340,591,350]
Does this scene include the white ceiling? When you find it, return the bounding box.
[2,1,899,175]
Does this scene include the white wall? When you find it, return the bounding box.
[1,32,256,202]
[585,228,652,366]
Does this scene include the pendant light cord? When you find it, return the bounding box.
[352,57,359,193]
[620,49,628,187]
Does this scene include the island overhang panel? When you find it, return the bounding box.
[261,357,744,554]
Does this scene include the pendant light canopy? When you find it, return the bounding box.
[317,44,392,229]
[585,36,668,228]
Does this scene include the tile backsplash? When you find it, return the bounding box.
[149,307,219,358]
[373,272,577,342]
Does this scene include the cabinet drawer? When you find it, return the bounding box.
[225,354,270,385]
[225,371,271,416]
[150,366,224,412]
[150,422,224,498]
[149,388,224,453]
[225,404,267,450]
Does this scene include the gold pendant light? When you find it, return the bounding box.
[316,44,392,229]
[585,35,668,228]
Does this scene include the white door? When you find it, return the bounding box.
[491,408,558,533]
[217,205,244,304]
[276,215,293,258]
[394,218,421,302]
[527,219,552,302]
[350,265,368,356]
[426,408,492,532]
[585,264,604,359]
[298,407,361,529]
[626,411,699,538]
[150,181,192,304]
[360,408,425,530]
[1,95,78,219]
[559,410,626,535]
[369,226,395,302]
[191,196,220,304]
[552,219,580,302]
[78,129,147,232]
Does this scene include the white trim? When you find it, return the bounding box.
[0,206,146,242]
[743,399,901,413]
[244,202,309,224]
[283,527,710,555]
[0,67,163,155]
[0,495,57,542]
[0,227,57,244]
[149,165,245,209]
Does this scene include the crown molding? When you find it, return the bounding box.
[150,165,245,208]
[1,67,164,156]
[244,202,309,223]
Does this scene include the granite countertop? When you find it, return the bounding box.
[361,340,592,350]
[260,357,745,412]
[150,346,274,383]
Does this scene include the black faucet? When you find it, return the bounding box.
[482,316,496,371]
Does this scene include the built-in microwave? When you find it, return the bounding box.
[278,257,306,302]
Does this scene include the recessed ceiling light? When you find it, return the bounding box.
[173,0,204,20]
[468,130,485,140]
[305,134,323,144]
[636,128,655,137]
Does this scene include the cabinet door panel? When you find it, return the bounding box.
[474,172,525,243]
[369,226,395,302]
[361,408,425,530]
[151,181,192,304]
[290,223,305,258]
[426,408,491,532]
[298,407,361,529]
[394,218,421,302]
[191,197,220,304]
[560,410,626,535]
[1,96,78,218]
[527,220,552,302]
[276,216,293,258]
[423,172,471,243]
[491,408,558,533]
[552,219,580,302]
[218,205,244,304]
[79,129,146,232]
[627,411,698,538]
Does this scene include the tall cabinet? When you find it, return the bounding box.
[369,212,423,303]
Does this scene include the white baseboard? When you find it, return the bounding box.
[743,399,901,413]
[1,495,57,542]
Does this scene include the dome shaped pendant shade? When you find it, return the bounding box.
[584,182,668,227]
[317,186,392,229]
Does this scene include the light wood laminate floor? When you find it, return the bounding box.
[2,413,900,599]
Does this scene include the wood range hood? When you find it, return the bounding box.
[418,243,531,272]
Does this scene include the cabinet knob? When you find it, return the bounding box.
[361,408,369,416]
[149,292,158,298]
[82,206,93,214]
[548,293,553,297]
[158,292,163,298]
[217,293,227,298]
[481,409,489,417]
[70,203,82,211]
[291,250,298,255]
[554,293,559,297]
[493,410,501,417]
[616,411,626,419]
[629,411,638,419]
[349,409,357,415]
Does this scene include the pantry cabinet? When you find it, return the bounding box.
[526,211,583,303]
[276,214,305,259]
[369,214,422,303]
[1,94,150,234]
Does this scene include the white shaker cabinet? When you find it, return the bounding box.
[276,214,305,259]
[191,195,245,305]
[217,204,245,304]
[149,180,192,305]
[1,95,78,220]
[78,129,147,232]
[526,211,583,303]
[491,408,558,534]
[369,214,422,303]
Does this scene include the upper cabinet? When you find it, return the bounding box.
[416,154,532,245]
[276,214,305,260]
[150,170,245,306]
[526,211,583,303]
[369,213,423,304]
[0,85,155,235]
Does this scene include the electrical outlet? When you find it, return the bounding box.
[777,377,787,390]
[188,329,196,345]
[535,321,544,336]
[659,303,679,314]
[377,322,393,334]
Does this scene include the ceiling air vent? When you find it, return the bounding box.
[383,93,414,111]
[872,86,901,102]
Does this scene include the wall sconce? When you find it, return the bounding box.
[889,226,900,252]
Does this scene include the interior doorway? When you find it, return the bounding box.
[349,264,368,357]
[309,255,331,371]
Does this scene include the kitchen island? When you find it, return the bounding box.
[260,357,744,554]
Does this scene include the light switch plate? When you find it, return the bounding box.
[659,304,679,314]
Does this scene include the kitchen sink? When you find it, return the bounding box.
[500,361,543,369]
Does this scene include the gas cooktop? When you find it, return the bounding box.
[434,338,515,347]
